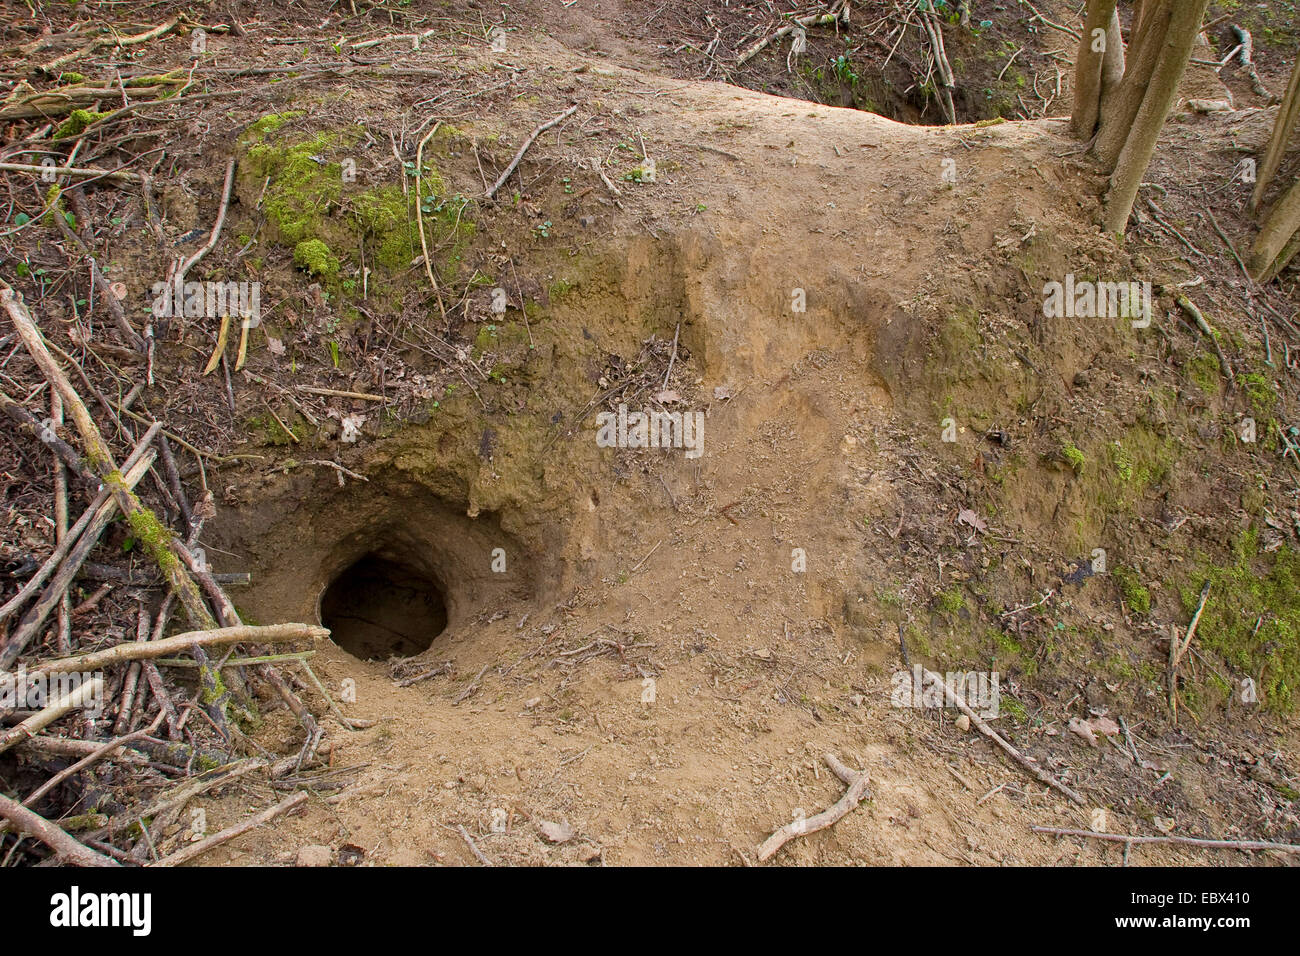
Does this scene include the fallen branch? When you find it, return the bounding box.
[151,790,308,866]
[176,158,237,283]
[28,624,329,677]
[736,1,849,67]
[1169,582,1211,721]
[458,823,493,865]
[15,735,149,766]
[0,421,156,626]
[0,162,143,183]
[295,385,386,402]
[414,120,449,321]
[919,4,957,124]
[38,19,184,76]
[0,387,103,496]
[87,758,267,843]
[1032,825,1300,854]
[757,753,870,862]
[0,793,118,866]
[1,282,218,632]
[1173,293,1234,384]
[928,665,1085,804]
[0,450,154,665]
[53,209,146,351]
[485,104,579,200]
[0,677,105,756]
[1229,25,1271,101]
[21,717,164,810]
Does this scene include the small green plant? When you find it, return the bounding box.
[879,587,904,608]
[1109,441,1133,482]
[1062,443,1086,474]
[832,54,859,86]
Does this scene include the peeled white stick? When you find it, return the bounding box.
[151,791,308,867]
[0,676,104,756]
[30,624,330,677]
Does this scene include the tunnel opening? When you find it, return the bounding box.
[319,553,448,660]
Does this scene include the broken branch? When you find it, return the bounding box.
[757,753,870,862]
[0,793,118,866]
[28,624,329,677]
[485,104,579,200]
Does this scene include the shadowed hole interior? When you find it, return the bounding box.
[319,553,447,660]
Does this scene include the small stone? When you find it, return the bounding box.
[955,714,971,732]
[296,845,332,868]
[337,843,365,867]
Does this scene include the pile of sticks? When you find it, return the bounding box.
[0,283,339,867]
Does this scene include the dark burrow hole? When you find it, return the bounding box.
[319,554,447,660]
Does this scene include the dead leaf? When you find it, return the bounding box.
[957,508,988,533]
[1067,717,1098,747]
[1088,716,1121,737]
[538,820,574,843]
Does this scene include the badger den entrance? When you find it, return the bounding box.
[319,554,448,660]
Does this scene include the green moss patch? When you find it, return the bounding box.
[1187,352,1221,395]
[235,114,474,288]
[293,238,339,279]
[54,108,112,139]
[1181,531,1300,713]
[1112,564,1151,615]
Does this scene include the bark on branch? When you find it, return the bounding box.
[756,753,870,862]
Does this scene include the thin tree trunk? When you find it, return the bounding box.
[1099,7,1126,114]
[1093,0,1173,171]
[1251,58,1300,212]
[1249,175,1300,280]
[1072,0,1119,139]
[1103,0,1209,235]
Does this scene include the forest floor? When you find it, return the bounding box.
[1,0,1299,867]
